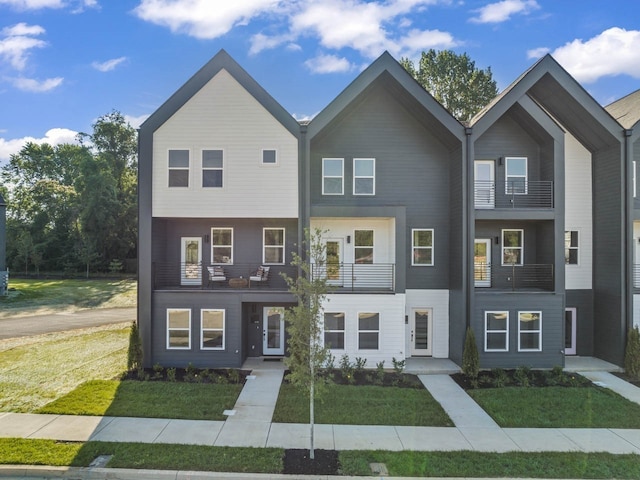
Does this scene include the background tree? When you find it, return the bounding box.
[401,49,498,122]
[282,228,333,460]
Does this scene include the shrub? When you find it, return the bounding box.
[228,369,241,384]
[491,368,508,388]
[340,354,355,384]
[354,357,367,372]
[625,326,640,379]
[462,326,479,380]
[127,321,143,374]
[152,363,164,380]
[392,357,405,375]
[514,366,531,387]
[166,367,177,382]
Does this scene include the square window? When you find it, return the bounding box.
[168,150,189,187]
[167,309,191,349]
[518,311,542,352]
[354,229,373,264]
[485,311,508,352]
[324,312,345,349]
[262,149,277,164]
[565,231,578,265]
[264,228,285,264]
[505,157,527,194]
[201,309,225,350]
[211,228,233,264]
[358,312,379,350]
[322,158,344,195]
[502,229,523,265]
[353,158,375,195]
[202,150,223,187]
[412,229,434,266]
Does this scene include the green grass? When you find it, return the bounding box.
[0,279,137,316]
[0,325,129,412]
[467,385,640,428]
[273,383,453,426]
[38,380,243,420]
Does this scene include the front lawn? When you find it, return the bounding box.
[38,380,242,420]
[273,382,453,426]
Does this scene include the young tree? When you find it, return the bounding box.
[401,49,498,122]
[281,228,333,460]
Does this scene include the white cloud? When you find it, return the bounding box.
[304,54,354,74]
[92,56,127,72]
[0,127,78,163]
[527,46,549,60]
[0,23,47,70]
[10,76,64,92]
[551,27,640,84]
[124,113,149,129]
[470,0,539,24]
[0,0,64,9]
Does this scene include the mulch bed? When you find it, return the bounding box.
[121,366,250,384]
[450,368,592,389]
[283,449,340,475]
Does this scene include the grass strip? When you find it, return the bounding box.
[339,450,640,478]
[273,383,453,426]
[467,385,640,428]
[37,380,242,420]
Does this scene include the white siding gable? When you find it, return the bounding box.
[152,69,298,218]
[565,133,592,290]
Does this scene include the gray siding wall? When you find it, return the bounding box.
[566,289,594,356]
[473,293,564,368]
[592,145,625,365]
[310,81,452,290]
[449,144,465,363]
[634,137,640,213]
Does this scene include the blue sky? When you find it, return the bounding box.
[1,0,639,163]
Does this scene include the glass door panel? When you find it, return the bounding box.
[474,239,491,287]
[263,307,285,355]
[475,160,495,208]
[181,237,201,286]
[410,308,432,356]
[325,239,343,286]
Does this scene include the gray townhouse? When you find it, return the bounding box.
[137,49,634,370]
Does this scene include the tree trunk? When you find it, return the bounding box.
[310,356,315,459]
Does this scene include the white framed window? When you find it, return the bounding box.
[502,229,523,265]
[322,158,344,195]
[354,230,373,264]
[353,158,375,195]
[201,309,225,350]
[358,312,379,350]
[485,311,508,352]
[262,149,277,165]
[324,312,345,350]
[211,228,233,264]
[263,228,285,264]
[518,311,542,352]
[202,150,223,188]
[167,308,191,349]
[634,161,637,198]
[412,229,434,266]
[168,149,189,187]
[565,231,579,265]
[505,157,527,194]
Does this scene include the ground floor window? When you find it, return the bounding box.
[485,311,508,352]
[358,312,379,350]
[518,311,542,351]
[167,308,191,349]
[324,312,345,349]
[201,309,225,350]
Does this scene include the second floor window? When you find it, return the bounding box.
[565,231,578,265]
[322,158,344,195]
[202,150,223,187]
[354,230,373,264]
[502,229,523,265]
[412,229,434,266]
[354,158,375,195]
[324,312,345,349]
[264,228,285,264]
[168,150,189,187]
[211,228,233,264]
[505,157,527,194]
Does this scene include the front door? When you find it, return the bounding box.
[474,239,492,287]
[263,307,285,355]
[475,160,495,208]
[410,308,432,356]
[181,237,201,286]
[325,239,344,286]
[565,308,577,355]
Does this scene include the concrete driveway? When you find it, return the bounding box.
[0,307,135,339]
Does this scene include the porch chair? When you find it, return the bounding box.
[207,266,226,287]
[249,266,270,287]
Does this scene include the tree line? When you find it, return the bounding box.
[1,111,137,275]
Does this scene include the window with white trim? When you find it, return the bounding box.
[354,230,373,264]
[502,229,523,265]
[211,228,233,264]
[322,158,344,195]
[565,231,578,265]
[167,308,191,349]
[168,150,189,187]
[262,149,277,165]
[485,311,508,352]
[202,150,223,187]
[263,228,285,264]
[505,157,527,194]
[324,312,345,350]
[412,229,434,266]
[201,309,225,350]
[518,311,542,351]
[358,312,379,350]
[353,158,375,195]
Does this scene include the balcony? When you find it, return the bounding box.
[311,263,395,293]
[474,181,554,209]
[634,265,640,290]
[474,263,554,291]
[153,262,296,290]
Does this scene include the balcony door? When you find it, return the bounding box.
[325,239,344,286]
[474,239,492,287]
[263,307,285,355]
[475,160,495,209]
[181,237,201,286]
[410,308,432,356]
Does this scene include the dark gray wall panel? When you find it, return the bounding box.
[566,289,594,356]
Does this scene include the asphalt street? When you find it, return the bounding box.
[0,307,135,339]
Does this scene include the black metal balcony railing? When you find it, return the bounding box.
[474,263,554,291]
[474,181,554,209]
[311,263,395,292]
